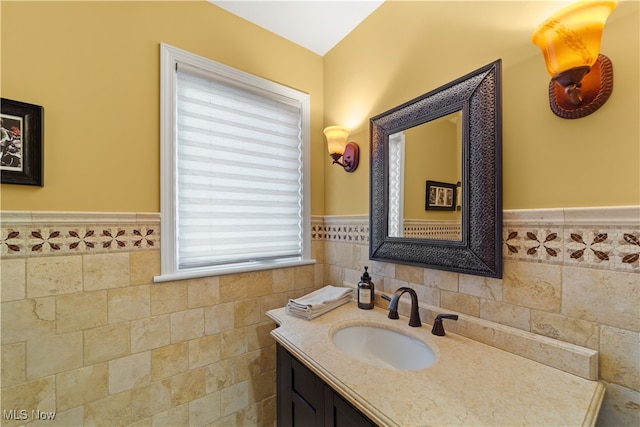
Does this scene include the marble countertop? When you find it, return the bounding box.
[268,302,605,427]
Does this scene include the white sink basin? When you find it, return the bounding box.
[332,324,436,370]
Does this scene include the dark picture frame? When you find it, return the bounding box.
[1,98,43,186]
[425,180,456,211]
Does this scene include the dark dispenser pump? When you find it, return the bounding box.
[357,266,375,310]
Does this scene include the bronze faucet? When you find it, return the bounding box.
[382,287,421,327]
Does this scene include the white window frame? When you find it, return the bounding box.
[155,43,313,282]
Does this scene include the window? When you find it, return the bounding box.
[156,44,313,282]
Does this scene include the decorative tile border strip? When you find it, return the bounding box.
[1,211,159,258]
[2,208,638,273]
[317,208,640,273]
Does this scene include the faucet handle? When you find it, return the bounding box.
[381,294,399,319]
[431,313,459,336]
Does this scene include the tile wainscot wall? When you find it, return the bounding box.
[1,207,638,426]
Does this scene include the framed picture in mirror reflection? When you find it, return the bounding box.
[425,180,456,211]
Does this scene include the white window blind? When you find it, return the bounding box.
[175,62,304,270]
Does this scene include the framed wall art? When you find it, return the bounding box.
[425,180,456,211]
[1,98,43,186]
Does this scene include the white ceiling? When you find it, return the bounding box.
[208,0,385,56]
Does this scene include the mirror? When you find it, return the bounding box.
[388,111,463,240]
[370,59,502,278]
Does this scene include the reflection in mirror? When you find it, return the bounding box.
[388,111,462,240]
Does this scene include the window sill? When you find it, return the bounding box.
[153,258,316,283]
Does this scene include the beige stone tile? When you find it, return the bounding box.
[108,285,150,323]
[325,265,344,287]
[409,283,440,307]
[441,291,480,316]
[170,308,204,342]
[480,299,531,331]
[1,297,55,344]
[26,255,82,297]
[248,371,276,404]
[311,240,325,264]
[314,263,325,288]
[596,381,640,427]
[1,377,55,420]
[344,267,361,286]
[220,328,247,360]
[371,261,395,280]
[56,290,107,333]
[130,249,160,286]
[235,349,262,383]
[459,274,503,300]
[247,270,274,297]
[272,267,294,293]
[257,344,277,373]
[206,359,236,393]
[131,314,171,353]
[1,258,25,301]
[219,272,253,302]
[233,402,260,426]
[261,395,277,427]
[562,266,639,332]
[189,334,221,369]
[170,369,206,406]
[204,302,234,335]
[151,342,189,381]
[531,310,600,350]
[84,322,130,364]
[503,260,561,312]
[187,276,220,308]
[131,380,172,422]
[26,331,82,379]
[189,391,221,426]
[325,242,354,268]
[151,404,188,427]
[293,265,314,290]
[234,298,261,328]
[109,351,151,394]
[395,264,424,285]
[150,281,187,315]
[424,269,458,292]
[381,276,408,294]
[83,390,132,427]
[259,293,287,322]
[354,245,370,274]
[56,363,108,411]
[1,343,25,387]
[83,252,130,290]
[599,325,639,391]
[221,380,249,417]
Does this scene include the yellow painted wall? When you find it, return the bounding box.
[3,1,639,216]
[323,0,640,214]
[0,0,325,214]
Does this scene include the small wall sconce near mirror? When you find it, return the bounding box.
[531,0,617,119]
[323,126,359,172]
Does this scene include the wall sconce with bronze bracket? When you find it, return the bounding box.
[323,126,359,172]
[531,0,617,119]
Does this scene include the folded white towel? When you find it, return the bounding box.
[285,286,352,320]
[287,285,353,310]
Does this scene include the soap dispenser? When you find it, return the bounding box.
[357,266,375,310]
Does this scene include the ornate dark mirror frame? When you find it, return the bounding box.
[369,59,503,278]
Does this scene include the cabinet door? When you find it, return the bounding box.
[277,344,324,427]
[324,386,377,427]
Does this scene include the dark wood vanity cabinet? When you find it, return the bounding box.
[277,344,377,427]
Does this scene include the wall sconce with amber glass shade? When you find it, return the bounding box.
[323,126,359,172]
[531,0,617,119]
